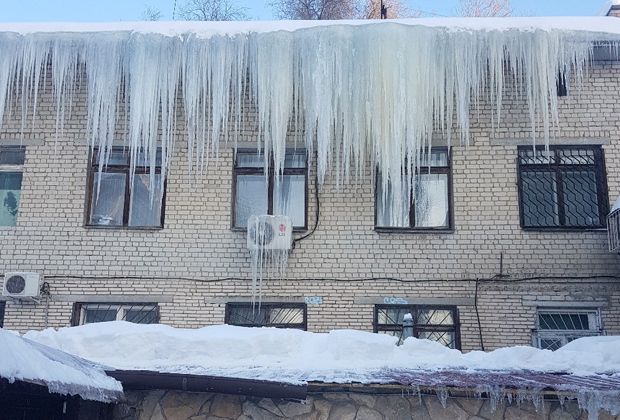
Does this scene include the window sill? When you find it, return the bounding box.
[374,227,453,234]
[231,227,308,233]
[521,226,607,233]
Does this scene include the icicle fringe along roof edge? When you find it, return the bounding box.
[1,19,619,222]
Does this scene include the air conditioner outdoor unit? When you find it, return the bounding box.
[247,215,292,251]
[2,272,42,298]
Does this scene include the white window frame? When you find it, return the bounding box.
[532,308,602,350]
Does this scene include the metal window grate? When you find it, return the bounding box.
[532,309,601,351]
[374,305,460,349]
[73,303,159,326]
[225,303,307,330]
[607,208,620,252]
[518,146,608,229]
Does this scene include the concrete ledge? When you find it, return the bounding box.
[490,138,610,146]
[205,296,323,305]
[522,300,609,308]
[53,294,174,303]
[354,296,475,306]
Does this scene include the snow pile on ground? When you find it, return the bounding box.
[0,328,124,402]
[22,322,620,384]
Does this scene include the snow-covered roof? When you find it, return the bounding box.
[21,322,620,417]
[0,328,124,403]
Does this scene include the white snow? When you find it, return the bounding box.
[22,322,620,382]
[1,19,620,220]
[611,195,620,212]
[0,328,123,402]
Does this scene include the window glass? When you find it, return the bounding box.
[534,309,601,350]
[0,147,26,165]
[375,149,451,230]
[374,305,460,348]
[518,146,607,229]
[225,303,306,330]
[0,173,22,226]
[90,173,126,226]
[76,303,159,326]
[233,150,307,229]
[88,148,164,228]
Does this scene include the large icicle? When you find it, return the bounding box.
[0,21,618,218]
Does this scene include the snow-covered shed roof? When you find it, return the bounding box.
[0,328,124,403]
[22,322,620,416]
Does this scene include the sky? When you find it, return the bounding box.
[0,1,610,22]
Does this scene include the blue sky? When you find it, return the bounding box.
[0,1,609,22]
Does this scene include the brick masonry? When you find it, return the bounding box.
[0,57,619,352]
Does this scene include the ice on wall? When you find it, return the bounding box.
[0,20,619,217]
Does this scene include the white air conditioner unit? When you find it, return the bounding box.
[247,215,292,251]
[2,272,42,298]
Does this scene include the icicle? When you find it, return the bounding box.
[436,386,449,408]
[0,23,617,217]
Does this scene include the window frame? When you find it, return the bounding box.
[86,147,166,229]
[0,146,26,227]
[71,302,160,326]
[225,302,307,330]
[0,301,5,328]
[373,304,461,349]
[517,145,609,230]
[232,149,308,231]
[374,148,453,232]
[532,308,602,350]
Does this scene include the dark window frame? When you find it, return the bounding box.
[532,308,601,350]
[373,304,461,349]
[71,302,160,326]
[232,149,308,230]
[0,301,5,328]
[0,146,26,227]
[225,302,307,330]
[517,145,609,230]
[374,148,453,232]
[86,147,166,229]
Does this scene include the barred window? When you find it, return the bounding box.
[72,303,159,326]
[87,148,165,228]
[518,146,608,229]
[225,303,306,330]
[0,146,26,227]
[375,149,451,230]
[374,305,460,348]
[532,309,601,351]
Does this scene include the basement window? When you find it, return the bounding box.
[532,308,601,351]
[72,303,159,326]
[225,302,307,330]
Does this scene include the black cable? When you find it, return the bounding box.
[474,278,485,352]
[292,158,320,248]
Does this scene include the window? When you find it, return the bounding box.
[225,303,306,330]
[0,146,25,227]
[0,301,5,328]
[87,148,164,228]
[233,150,307,229]
[374,305,460,348]
[72,303,159,326]
[375,149,451,230]
[532,309,601,351]
[518,146,608,229]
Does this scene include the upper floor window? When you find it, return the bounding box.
[87,148,164,228]
[72,303,159,326]
[233,150,307,229]
[532,308,601,351]
[375,149,451,230]
[0,146,25,227]
[518,146,608,229]
[374,305,460,348]
[225,302,307,330]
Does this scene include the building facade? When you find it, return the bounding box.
[1,18,620,354]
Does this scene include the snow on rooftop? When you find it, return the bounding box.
[22,322,620,384]
[0,328,124,403]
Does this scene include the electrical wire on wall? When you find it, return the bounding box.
[40,282,51,328]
